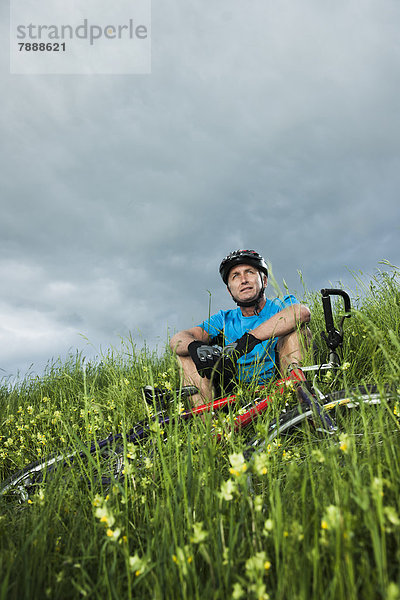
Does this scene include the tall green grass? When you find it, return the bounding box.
[0,268,399,600]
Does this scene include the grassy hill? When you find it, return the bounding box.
[0,267,399,599]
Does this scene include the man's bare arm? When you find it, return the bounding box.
[169,326,210,356]
[249,304,310,341]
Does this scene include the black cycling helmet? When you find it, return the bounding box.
[219,250,268,285]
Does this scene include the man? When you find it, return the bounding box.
[170,249,312,406]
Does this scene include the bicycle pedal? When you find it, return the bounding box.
[142,387,169,410]
[314,425,338,436]
[142,385,199,406]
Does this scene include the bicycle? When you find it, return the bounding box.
[1,289,398,502]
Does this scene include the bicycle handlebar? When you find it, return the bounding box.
[321,288,351,313]
[320,288,351,358]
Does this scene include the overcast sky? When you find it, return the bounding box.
[1,0,399,379]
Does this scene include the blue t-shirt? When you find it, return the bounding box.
[199,295,299,383]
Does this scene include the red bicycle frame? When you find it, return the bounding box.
[176,376,297,431]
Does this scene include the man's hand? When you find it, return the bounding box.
[222,332,260,361]
[188,341,222,379]
[215,332,261,381]
[188,333,260,381]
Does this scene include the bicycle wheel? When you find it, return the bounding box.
[0,408,174,503]
[244,404,314,456]
[245,384,398,458]
[322,384,398,410]
[0,442,125,502]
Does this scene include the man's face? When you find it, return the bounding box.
[227,263,266,303]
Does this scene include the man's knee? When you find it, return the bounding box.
[279,325,311,348]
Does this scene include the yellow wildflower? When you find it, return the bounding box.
[129,553,148,575]
[219,479,236,501]
[191,522,208,544]
[339,433,351,453]
[229,452,247,475]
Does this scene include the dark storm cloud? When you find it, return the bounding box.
[1,0,399,376]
